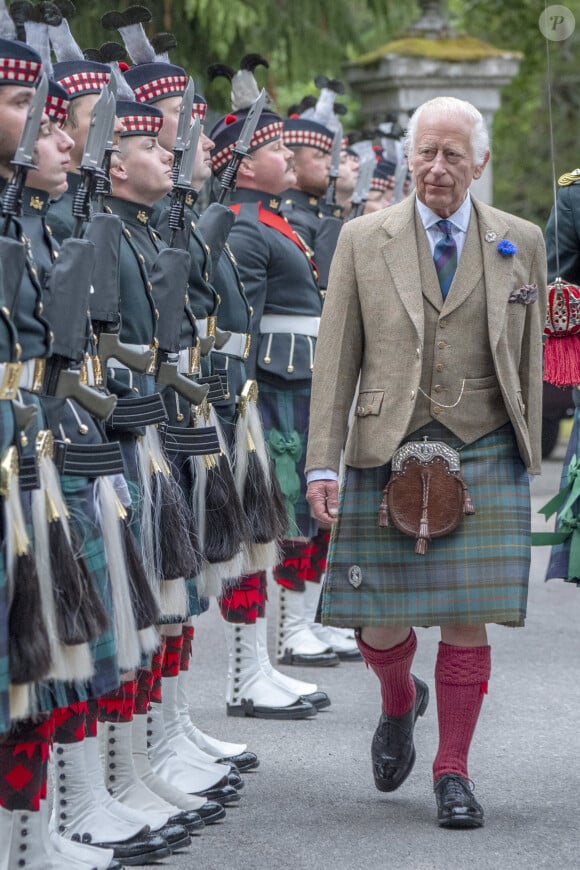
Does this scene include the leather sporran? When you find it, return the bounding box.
[378,439,475,555]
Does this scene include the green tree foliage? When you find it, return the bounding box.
[450,0,580,226]
[66,0,578,225]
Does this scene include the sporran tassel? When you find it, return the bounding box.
[143,425,200,580]
[31,455,93,682]
[96,476,142,670]
[2,447,52,685]
[37,438,108,646]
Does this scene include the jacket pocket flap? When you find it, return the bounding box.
[355,390,384,417]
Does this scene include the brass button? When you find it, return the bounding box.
[433,406,441,415]
[147,281,153,291]
[434,384,442,392]
[416,348,421,358]
[410,390,415,400]
[204,272,209,281]
[438,340,446,349]
[436,363,444,372]
[439,319,447,328]
[155,309,160,319]
[139,254,145,264]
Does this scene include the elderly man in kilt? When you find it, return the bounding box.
[306,96,546,828]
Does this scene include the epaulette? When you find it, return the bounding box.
[558,168,580,186]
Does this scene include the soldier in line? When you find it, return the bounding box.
[364,159,396,214]
[277,95,360,666]
[209,81,337,717]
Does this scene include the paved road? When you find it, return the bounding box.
[163,439,580,870]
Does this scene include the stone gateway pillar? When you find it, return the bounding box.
[344,1,521,203]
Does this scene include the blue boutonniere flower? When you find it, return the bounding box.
[497,239,517,256]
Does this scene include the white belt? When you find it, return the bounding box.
[178,346,201,376]
[195,317,217,339]
[18,359,42,392]
[84,355,97,387]
[0,361,25,398]
[216,331,250,360]
[259,314,320,338]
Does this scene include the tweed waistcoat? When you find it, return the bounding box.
[406,207,509,442]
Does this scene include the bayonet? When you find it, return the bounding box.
[96,79,118,211]
[172,78,196,184]
[168,116,201,246]
[2,73,48,232]
[218,88,267,203]
[72,84,112,234]
[348,157,375,220]
[325,123,343,206]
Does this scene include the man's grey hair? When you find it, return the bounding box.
[404,97,490,165]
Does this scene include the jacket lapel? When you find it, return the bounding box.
[472,198,514,353]
[379,194,424,341]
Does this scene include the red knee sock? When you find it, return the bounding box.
[53,702,88,744]
[98,680,136,723]
[0,716,52,811]
[219,573,266,624]
[432,642,491,783]
[85,700,98,738]
[180,625,194,670]
[135,669,154,716]
[162,634,183,678]
[357,630,417,716]
[150,640,166,705]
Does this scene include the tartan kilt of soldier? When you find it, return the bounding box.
[258,379,317,539]
[0,399,15,733]
[320,422,531,629]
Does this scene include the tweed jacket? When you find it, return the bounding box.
[305,194,547,475]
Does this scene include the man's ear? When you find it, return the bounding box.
[237,156,254,180]
[109,159,127,183]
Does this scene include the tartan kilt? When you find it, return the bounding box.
[321,422,531,629]
[258,379,317,538]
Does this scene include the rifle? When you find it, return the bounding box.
[325,123,343,207]
[72,84,115,236]
[217,89,267,204]
[2,73,48,235]
[347,157,376,220]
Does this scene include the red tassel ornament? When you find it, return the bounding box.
[543,278,580,386]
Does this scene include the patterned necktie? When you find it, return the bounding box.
[433,219,457,300]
